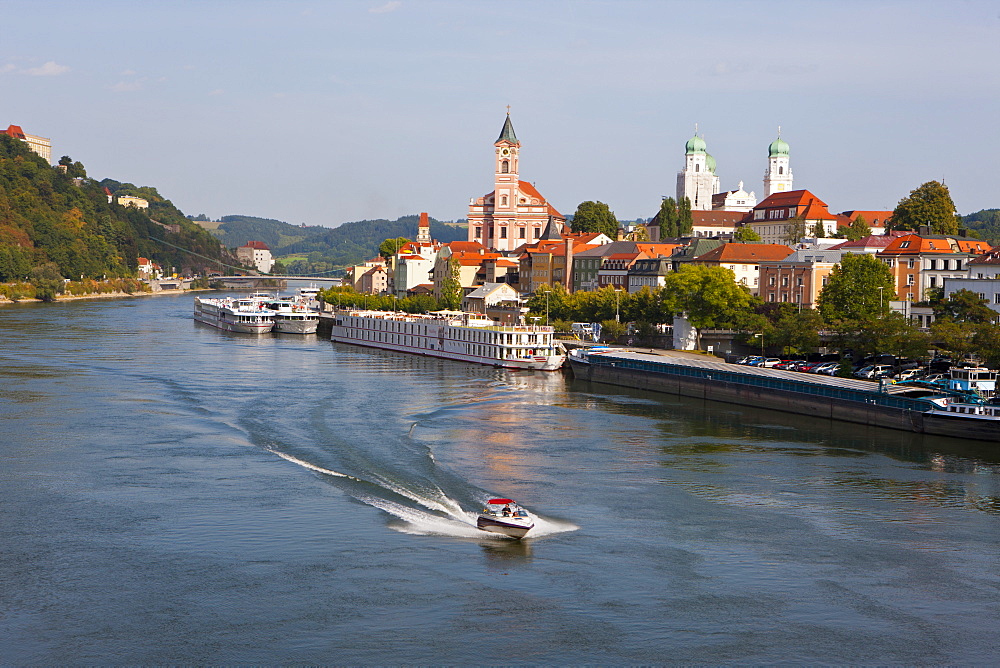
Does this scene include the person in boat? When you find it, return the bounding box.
[502,505,512,517]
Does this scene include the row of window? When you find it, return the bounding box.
[472,227,542,240]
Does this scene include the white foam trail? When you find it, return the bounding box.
[267,448,357,480]
[267,449,579,540]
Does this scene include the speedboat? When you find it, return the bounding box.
[476,498,535,539]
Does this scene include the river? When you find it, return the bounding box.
[2,289,999,664]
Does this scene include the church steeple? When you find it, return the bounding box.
[764,127,793,197]
[496,109,519,145]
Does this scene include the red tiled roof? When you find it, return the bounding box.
[242,240,270,250]
[518,180,562,218]
[446,241,486,253]
[4,125,26,139]
[880,234,991,255]
[827,232,908,250]
[695,243,795,263]
[755,189,826,209]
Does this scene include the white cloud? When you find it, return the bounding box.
[111,80,143,92]
[1,63,16,74]
[25,61,70,76]
[369,1,401,14]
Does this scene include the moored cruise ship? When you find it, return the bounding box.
[330,309,565,371]
[193,296,274,334]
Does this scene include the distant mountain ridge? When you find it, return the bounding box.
[200,214,467,271]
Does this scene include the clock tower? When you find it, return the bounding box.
[467,111,564,251]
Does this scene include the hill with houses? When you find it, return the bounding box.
[0,133,233,283]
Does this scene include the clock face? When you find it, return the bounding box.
[501,148,510,156]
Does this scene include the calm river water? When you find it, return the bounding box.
[2,289,999,664]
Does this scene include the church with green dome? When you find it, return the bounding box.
[676,129,793,211]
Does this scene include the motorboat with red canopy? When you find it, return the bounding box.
[476,498,535,539]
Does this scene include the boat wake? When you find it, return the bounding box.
[265,448,576,540]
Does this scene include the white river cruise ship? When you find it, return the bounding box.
[330,309,565,371]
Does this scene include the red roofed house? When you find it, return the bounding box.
[345,256,388,293]
[236,241,274,273]
[691,242,795,294]
[431,242,501,301]
[746,190,839,245]
[3,124,51,162]
[877,232,991,302]
[467,113,565,252]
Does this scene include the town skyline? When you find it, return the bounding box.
[3,1,998,227]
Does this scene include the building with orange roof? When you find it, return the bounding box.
[826,232,909,255]
[691,242,795,294]
[431,242,501,300]
[944,249,1000,318]
[467,113,565,252]
[877,231,991,301]
[3,124,51,162]
[746,189,840,244]
[346,256,388,293]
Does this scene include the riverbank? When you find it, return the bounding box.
[0,288,205,306]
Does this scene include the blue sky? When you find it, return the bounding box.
[3,1,999,227]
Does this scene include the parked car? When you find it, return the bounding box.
[856,364,894,379]
[812,362,840,375]
[894,369,921,382]
[760,358,782,368]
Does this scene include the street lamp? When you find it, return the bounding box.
[878,286,884,311]
[544,288,550,326]
[615,287,620,323]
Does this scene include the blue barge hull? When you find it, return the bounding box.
[568,350,1000,442]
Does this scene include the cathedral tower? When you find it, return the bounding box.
[763,130,793,197]
[676,131,720,211]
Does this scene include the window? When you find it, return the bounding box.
[907,275,915,285]
[928,276,936,287]
[769,276,776,286]
[695,164,700,172]
[797,277,803,287]
[518,228,525,239]
[908,259,915,269]
[980,293,987,300]
[755,210,764,220]
[501,195,508,207]
[822,277,829,286]
[533,228,540,239]
[994,294,1000,304]
[789,208,796,217]
[500,228,507,239]
[501,160,509,174]
[778,166,784,175]
[929,259,937,270]
[781,277,788,287]
[768,293,775,302]
[753,277,758,286]
[474,227,482,238]
[900,241,911,248]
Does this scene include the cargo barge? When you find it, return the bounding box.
[568,348,1000,442]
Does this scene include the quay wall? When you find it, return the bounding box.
[572,359,928,434]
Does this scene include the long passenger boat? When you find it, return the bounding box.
[330,309,565,371]
[193,296,274,334]
[568,348,1000,441]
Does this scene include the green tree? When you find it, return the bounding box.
[656,197,680,238]
[844,214,871,241]
[677,196,693,236]
[30,262,63,302]
[379,237,411,259]
[439,255,462,310]
[733,226,761,242]
[770,307,824,354]
[570,201,618,239]
[600,319,627,343]
[817,253,896,322]
[972,323,1000,368]
[930,318,978,363]
[933,288,996,324]
[783,217,807,245]
[890,180,961,235]
[660,264,753,349]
